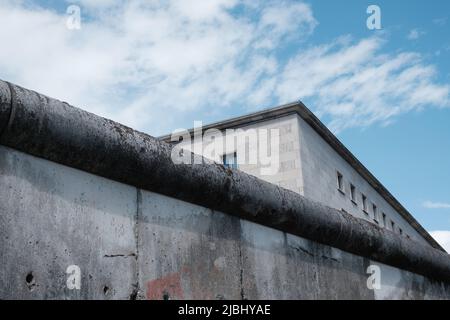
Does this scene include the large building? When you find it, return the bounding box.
[160,101,443,251]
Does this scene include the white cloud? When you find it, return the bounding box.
[423,201,450,209]
[0,0,316,134]
[274,36,450,132]
[407,29,425,40]
[429,231,450,253]
[0,1,448,136]
[71,0,120,9]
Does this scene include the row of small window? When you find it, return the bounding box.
[337,171,410,238]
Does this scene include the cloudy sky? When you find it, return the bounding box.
[0,0,449,251]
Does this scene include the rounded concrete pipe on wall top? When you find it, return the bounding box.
[0,79,449,283]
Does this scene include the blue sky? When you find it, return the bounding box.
[310,0,450,244]
[309,1,450,239]
[0,0,449,249]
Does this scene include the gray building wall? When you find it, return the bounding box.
[1,145,449,300]
[296,116,427,244]
[185,114,304,195]
[230,114,304,195]
[210,114,427,245]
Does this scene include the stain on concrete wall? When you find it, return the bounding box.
[137,189,243,300]
[0,145,137,299]
[1,145,449,300]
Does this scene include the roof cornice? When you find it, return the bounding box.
[159,102,444,252]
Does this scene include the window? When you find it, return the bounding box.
[222,152,238,170]
[391,220,395,231]
[382,213,386,227]
[337,172,344,193]
[399,228,403,236]
[372,204,378,223]
[350,184,356,203]
[362,194,368,213]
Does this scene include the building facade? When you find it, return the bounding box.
[160,102,443,251]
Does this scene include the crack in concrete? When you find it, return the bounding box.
[103,253,136,258]
[238,223,246,300]
[129,188,142,300]
[239,246,245,300]
[289,244,339,263]
[289,244,314,257]
[321,255,339,263]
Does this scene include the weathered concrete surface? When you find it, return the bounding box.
[1,146,449,299]
[0,146,137,299]
[0,80,449,282]
[137,190,243,300]
[0,80,449,299]
[240,221,374,299]
[372,261,450,300]
[0,81,11,138]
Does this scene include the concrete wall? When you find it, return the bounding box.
[1,145,449,300]
[296,116,427,244]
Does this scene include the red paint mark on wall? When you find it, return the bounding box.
[146,271,185,300]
